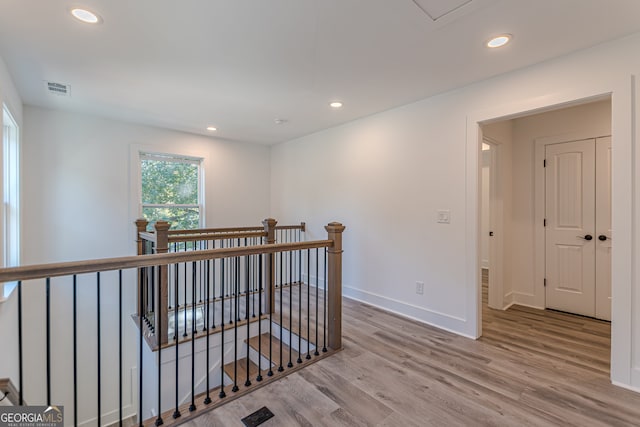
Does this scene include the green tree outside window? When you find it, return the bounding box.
[140,153,202,231]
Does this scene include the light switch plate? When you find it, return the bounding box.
[437,209,451,224]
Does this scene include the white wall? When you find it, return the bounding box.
[480,151,489,269]
[482,121,514,308]
[16,106,271,424]
[0,55,23,275]
[23,106,271,263]
[508,99,612,308]
[271,32,640,390]
[0,54,22,395]
[0,55,22,127]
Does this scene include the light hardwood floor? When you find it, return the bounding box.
[182,278,640,426]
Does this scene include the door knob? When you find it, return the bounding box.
[489,231,494,236]
[598,235,609,241]
[579,234,593,241]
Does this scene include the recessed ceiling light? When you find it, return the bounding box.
[71,8,101,24]
[329,101,343,108]
[486,34,511,48]
[206,126,217,131]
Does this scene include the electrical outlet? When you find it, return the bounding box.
[415,281,424,295]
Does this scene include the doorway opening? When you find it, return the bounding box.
[478,97,613,367]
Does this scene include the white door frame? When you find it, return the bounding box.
[482,136,505,310]
[465,76,634,389]
[533,132,612,312]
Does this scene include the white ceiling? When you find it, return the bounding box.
[1,0,640,145]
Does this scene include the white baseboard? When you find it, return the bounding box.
[342,285,475,339]
[78,404,135,427]
[502,291,514,310]
[512,292,544,309]
[612,379,640,394]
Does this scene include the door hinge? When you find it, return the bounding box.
[544,218,547,227]
[543,159,547,167]
[544,278,547,287]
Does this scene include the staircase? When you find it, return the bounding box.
[142,284,334,426]
[0,219,345,426]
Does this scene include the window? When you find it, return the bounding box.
[140,152,202,231]
[2,104,19,299]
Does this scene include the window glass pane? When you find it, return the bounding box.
[141,158,198,205]
[143,206,200,230]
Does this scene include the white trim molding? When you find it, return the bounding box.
[466,76,635,391]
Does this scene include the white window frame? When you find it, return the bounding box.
[139,151,204,230]
[2,104,20,300]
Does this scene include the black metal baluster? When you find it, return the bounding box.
[183,257,188,338]
[232,256,239,393]
[212,240,216,330]
[138,269,144,427]
[237,238,242,321]
[245,255,251,387]
[227,239,236,325]
[268,253,274,378]
[298,249,303,364]
[204,258,212,405]
[156,267,163,426]
[173,262,181,420]
[288,251,293,368]
[46,277,51,406]
[306,250,311,360]
[72,276,78,425]
[323,251,327,353]
[219,255,226,400]
[202,240,208,333]
[314,249,319,356]
[150,266,155,318]
[190,262,196,412]
[17,280,23,406]
[278,251,283,372]
[97,273,102,426]
[119,270,123,426]
[252,238,257,318]
[257,255,263,382]
[199,241,203,304]
[172,243,178,311]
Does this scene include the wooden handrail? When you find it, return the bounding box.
[167,231,267,243]
[138,221,306,244]
[167,226,263,235]
[0,240,332,283]
[164,222,305,235]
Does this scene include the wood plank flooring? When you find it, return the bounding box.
[181,276,640,427]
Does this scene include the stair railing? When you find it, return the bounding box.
[136,219,306,345]
[0,220,343,427]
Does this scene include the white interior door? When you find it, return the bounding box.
[595,136,612,321]
[545,139,596,317]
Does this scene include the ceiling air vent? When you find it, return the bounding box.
[45,81,71,97]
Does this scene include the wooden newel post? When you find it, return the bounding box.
[263,218,278,314]
[154,220,170,346]
[135,219,149,317]
[135,218,149,255]
[325,221,345,350]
